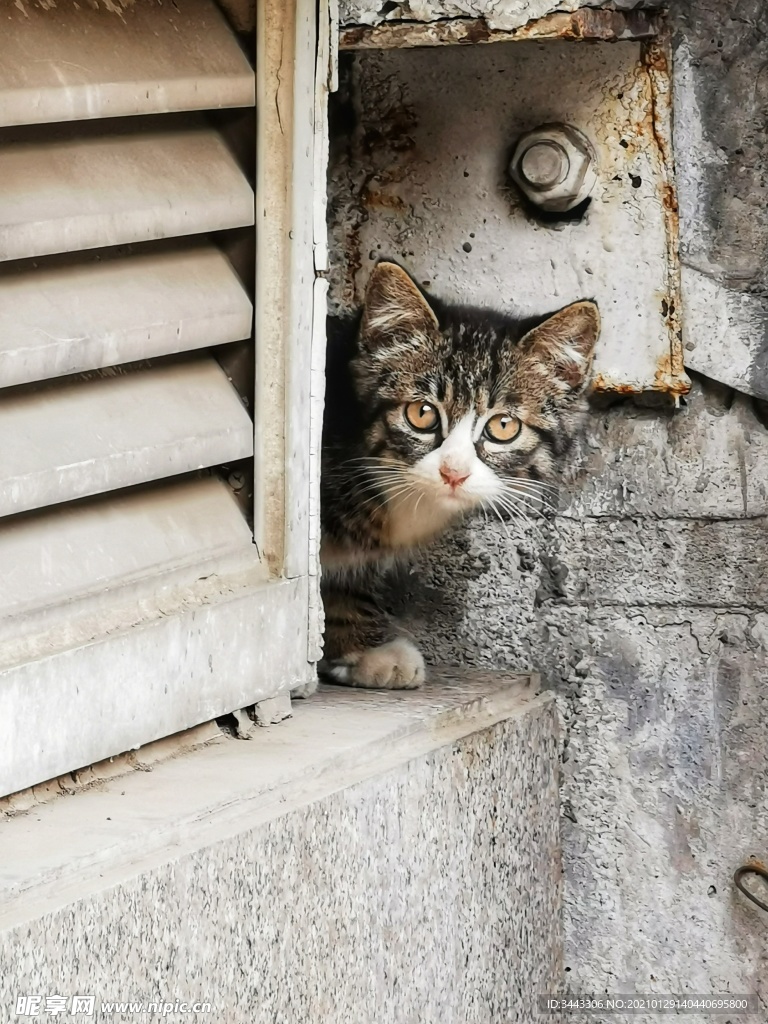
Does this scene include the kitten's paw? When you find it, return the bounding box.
[290,677,319,700]
[321,638,426,690]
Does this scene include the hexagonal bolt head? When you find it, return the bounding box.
[509,124,597,213]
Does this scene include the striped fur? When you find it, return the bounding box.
[313,262,600,692]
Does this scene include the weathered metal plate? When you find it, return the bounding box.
[328,39,688,396]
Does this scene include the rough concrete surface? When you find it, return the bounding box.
[383,382,768,1022]
[672,0,768,399]
[1,677,560,1024]
[327,1,768,1018]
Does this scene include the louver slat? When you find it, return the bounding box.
[0,477,254,624]
[0,247,253,389]
[0,0,254,128]
[0,127,254,262]
[0,359,254,518]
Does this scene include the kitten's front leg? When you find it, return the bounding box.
[319,584,425,690]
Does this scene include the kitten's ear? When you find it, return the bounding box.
[360,263,438,346]
[518,301,600,392]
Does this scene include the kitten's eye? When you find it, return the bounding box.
[483,413,521,443]
[404,400,440,433]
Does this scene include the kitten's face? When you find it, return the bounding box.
[352,263,600,536]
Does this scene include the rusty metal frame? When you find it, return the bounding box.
[592,30,687,398]
[339,9,665,51]
[336,7,688,400]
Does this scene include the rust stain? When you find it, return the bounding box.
[339,25,368,48]
[591,374,644,396]
[341,69,420,305]
[641,38,670,74]
[660,182,678,215]
[592,347,691,399]
[654,349,691,397]
[638,33,688,398]
[361,102,417,156]
[460,19,492,45]
[512,9,638,43]
[339,9,663,51]
[362,188,409,213]
[595,283,691,398]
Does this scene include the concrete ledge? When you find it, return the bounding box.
[0,671,561,1023]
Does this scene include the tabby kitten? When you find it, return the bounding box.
[310,261,599,694]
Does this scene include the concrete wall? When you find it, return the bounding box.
[386,380,768,1014]
[329,0,768,1016]
[675,0,768,400]
[1,676,560,1024]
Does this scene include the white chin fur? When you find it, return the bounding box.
[386,418,504,548]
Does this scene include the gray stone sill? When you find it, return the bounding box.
[0,669,543,933]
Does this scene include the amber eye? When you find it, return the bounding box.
[483,413,521,443]
[404,400,440,433]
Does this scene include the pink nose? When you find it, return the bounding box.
[440,466,469,488]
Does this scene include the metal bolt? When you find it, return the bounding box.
[519,141,570,191]
[509,123,597,214]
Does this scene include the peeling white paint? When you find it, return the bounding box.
[682,266,768,400]
[339,0,664,30]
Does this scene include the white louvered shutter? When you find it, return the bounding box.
[0,0,321,797]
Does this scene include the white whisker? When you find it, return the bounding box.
[364,484,414,518]
[504,482,560,501]
[506,477,560,495]
[502,480,558,506]
[386,486,422,517]
[493,495,535,531]
[502,490,554,517]
[485,499,510,539]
